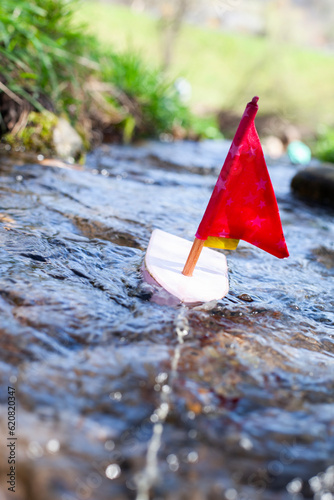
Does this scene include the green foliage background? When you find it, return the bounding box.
[0,0,192,148]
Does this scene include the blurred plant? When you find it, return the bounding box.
[190,114,223,140]
[0,0,194,151]
[0,0,98,115]
[100,50,191,138]
[313,126,334,164]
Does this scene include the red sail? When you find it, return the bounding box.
[196,97,289,259]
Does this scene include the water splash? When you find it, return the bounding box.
[135,306,189,500]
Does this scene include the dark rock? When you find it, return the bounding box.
[291,165,334,208]
[238,293,254,302]
[20,253,47,262]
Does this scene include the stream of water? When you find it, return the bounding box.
[0,140,333,500]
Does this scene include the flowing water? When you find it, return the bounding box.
[0,140,333,500]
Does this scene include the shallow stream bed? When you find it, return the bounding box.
[0,140,333,500]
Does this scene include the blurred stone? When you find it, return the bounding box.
[311,246,334,269]
[53,118,83,160]
[291,165,334,207]
[287,141,311,165]
[262,135,285,159]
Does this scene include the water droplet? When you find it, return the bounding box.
[109,391,122,401]
[324,465,334,488]
[156,402,169,420]
[155,372,168,384]
[105,463,121,480]
[320,493,333,500]
[166,454,179,471]
[309,475,322,493]
[46,439,60,453]
[187,451,198,463]
[286,478,302,494]
[225,488,238,500]
[37,154,44,161]
[16,175,23,182]
[104,440,115,451]
[162,385,171,394]
[9,375,17,384]
[150,414,159,423]
[101,169,109,176]
[239,436,253,450]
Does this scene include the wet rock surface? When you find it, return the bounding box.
[0,141,333,500]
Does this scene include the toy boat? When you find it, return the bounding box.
[144,228,229,303]
[144,97,289,304]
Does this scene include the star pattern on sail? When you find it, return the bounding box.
[230,143,241,158]
[244,192,258,204]
[256,179,267,190]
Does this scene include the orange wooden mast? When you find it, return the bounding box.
[182,238,204,277]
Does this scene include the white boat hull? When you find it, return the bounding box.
[144,229,229,304]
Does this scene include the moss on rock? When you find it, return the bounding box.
[3,111,58,156]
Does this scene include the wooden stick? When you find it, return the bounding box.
[182,238,205,277]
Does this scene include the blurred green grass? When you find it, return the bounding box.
[76,1,334,129]
[0,0,193,149]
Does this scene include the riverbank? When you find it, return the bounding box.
[2,0,334,162]
[0,0,199,160]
